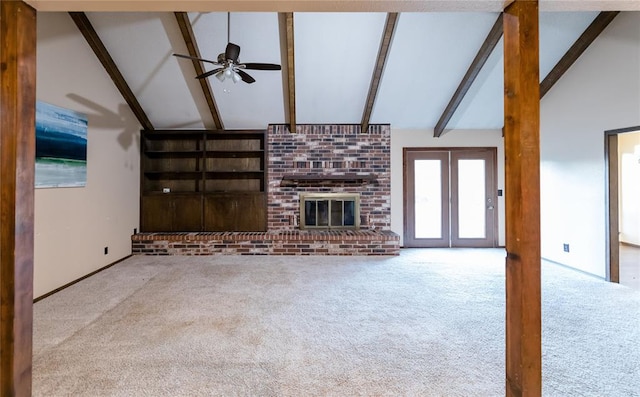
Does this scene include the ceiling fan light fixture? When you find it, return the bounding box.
[172,12,280,85]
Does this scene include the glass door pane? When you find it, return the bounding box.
[450,149,496,248]
[404,150,449,248]
[414,159,443,239]
[457,159,486,238]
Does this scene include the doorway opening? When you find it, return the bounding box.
[605,126,640,289]
[404,147,498,248]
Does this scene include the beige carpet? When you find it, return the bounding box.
[33,249,640,396]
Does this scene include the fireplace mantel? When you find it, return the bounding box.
[280,173,377,187]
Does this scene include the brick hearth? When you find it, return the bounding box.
[132,230,400,256]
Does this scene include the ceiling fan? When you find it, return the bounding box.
[174,13,281,84]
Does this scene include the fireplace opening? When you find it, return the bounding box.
[300,193,360,230]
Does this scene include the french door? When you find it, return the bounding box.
[404,148,498,248]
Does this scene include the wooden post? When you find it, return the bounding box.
[0,1,37,395]
[503,1,542,396]
[606,133,619,283]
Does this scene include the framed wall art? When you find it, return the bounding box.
[35,101,88,188]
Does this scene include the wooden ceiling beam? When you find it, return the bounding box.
[540,11,619,99]
[361,12,398,133]
[68,12,154,131]
[434,13,503,137]
[284,12,297,133]
[174,12,224,130]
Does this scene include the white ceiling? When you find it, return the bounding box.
[87,12,212,129]
[448,11,599,130]
[191,12,286,129]
[295,12,387,124]
[370,12,500,128]
[80,10,615,131]
[26,0,640,12]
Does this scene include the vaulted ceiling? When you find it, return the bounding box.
[28,0,640,134]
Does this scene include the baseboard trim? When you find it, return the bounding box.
[34,255,132,303]
[541,257,605,281]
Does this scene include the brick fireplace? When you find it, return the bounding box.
[267,124,391,231]
[132,124,399,255]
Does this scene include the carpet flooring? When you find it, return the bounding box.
[33,249,640,396]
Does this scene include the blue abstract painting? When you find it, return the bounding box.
[35,101,88,188]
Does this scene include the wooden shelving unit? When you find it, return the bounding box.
[140,130,266,232]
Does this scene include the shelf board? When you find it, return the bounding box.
[145,150,263,158]
[205,150,264,158]
[205,131,264,140]
[204,190,266,193]
[205,171,264,179]
[143,191,201,195]
[143,131,203,138]
[280,173,377,187]
[144,171,203,180]
[145,150,203,158]
[204,191,266,194]
[143,190,264,195]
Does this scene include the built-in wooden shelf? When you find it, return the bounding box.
[280,173,377,187]
[141,129,267,232]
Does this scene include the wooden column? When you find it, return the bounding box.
[606,133,619,283]
[0,1,37,395]
[503,1,541,396]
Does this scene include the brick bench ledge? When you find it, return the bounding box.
[131,230,400,256]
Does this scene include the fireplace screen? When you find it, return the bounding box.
[300,193,360,230]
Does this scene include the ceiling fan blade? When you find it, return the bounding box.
[225,43,241,63]
[236,69,256,84]
[241,63,282,71]
[173,53,220,65]
[196,68,223,79]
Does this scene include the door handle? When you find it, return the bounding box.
[487,198,494,210]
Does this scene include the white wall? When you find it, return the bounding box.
[540,12,640,278]
[618,131,640,245]
[35,13,141,297]
[390,129,505,247]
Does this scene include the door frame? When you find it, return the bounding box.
[403,147,499,248]
[605,125,640,283]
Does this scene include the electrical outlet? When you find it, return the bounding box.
[563,243,570,253]
[104,246,109,255]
